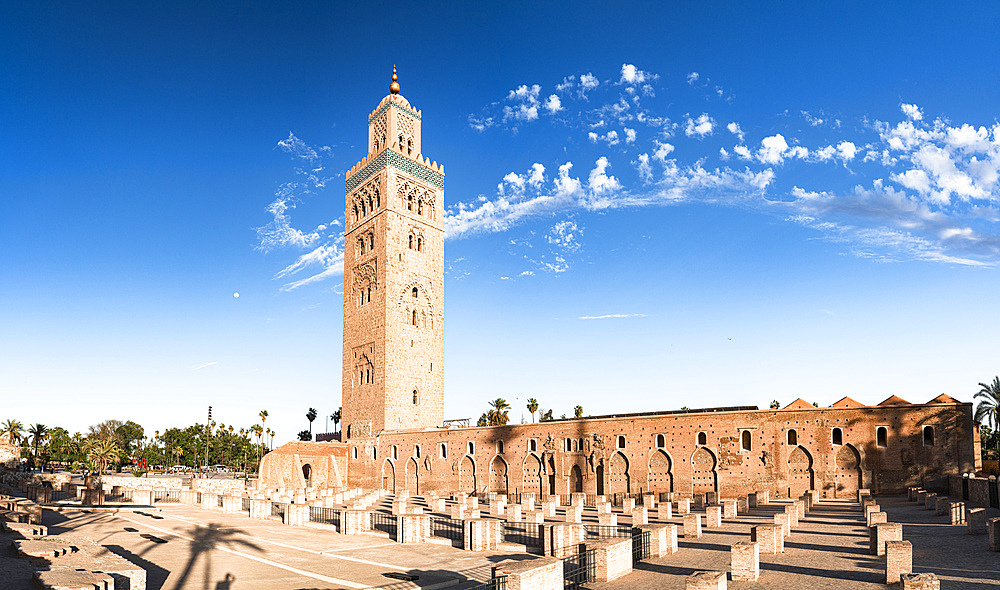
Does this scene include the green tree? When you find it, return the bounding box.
[487,398,511,426]
[115,420,145,457]
[87,438,121,476]
[975,377,1000,459]
[526,398,539,423]
[88,419,124,442]
[1,419,24,446]
[297,429,312,441]
[540,409,554,422]
[769,400,781,409]
[574,405,584,418]
[331,407,342,433]
[306,408,317,439]
[28,423,49,469]
[477,413,488,427]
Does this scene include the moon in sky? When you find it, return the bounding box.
[233,292,240,298]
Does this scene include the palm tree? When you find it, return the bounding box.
[250,424,263,465]
[574,405,584,418]
[266,428,274,450]
[172,446,184,466]
[332,407,342,433]
[976,377,1000,458]
[1,419,24,446]
[87,438,121,478]
[526,398,539,423]
[487,398,511,426]
[306,408,317,439]
[28,424,48,469]
[259,409,268,427]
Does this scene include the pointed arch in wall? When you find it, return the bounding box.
[787,445,814,497]
[570,464,584,493]
[833,444,861,499]
[648,449,673,494]
[459,455,476,494]
[608,451,631,495]
[405,457,419,495]
[381,459,396,493]
[489,455,509,494]
[690,447,718,494]
[523,453,542,496]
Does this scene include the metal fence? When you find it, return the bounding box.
[49,489,77,502]
[610,493,646,507]
[562,547,596,589]
[632,529,650,565]
[271,501,286,518]
[242,497,251,512]
[217,495,224,508]
[309,506,342,529]
[583,523,633,539]
[105,489,134,503]
[370,511,397,536]
[989,476,999,509]
[152,490,181,503]
[430,516,463,541]
[502,521,543,547]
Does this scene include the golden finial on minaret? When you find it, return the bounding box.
[390,65,400,95]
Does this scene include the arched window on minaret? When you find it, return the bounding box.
[353,205,359,223]
[408,234,413,249]
[412,309,418,326]
[417,237,422,252]
[418,199,423,215]
[368,233,375,251]
[412,287,418,298]
[407,194,413,211]
[398,134,404,149]
[407,138,413,155]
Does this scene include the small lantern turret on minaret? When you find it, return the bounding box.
[390,65,400,95]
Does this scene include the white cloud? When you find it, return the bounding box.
[620,64,655,85]
[547,220,582,252]
[900,103,923,121]
[276,132,320,161]
[544,94,563,114]
[636,153,652,181]
[686,72,700,85]
[684,113,715,137]
[579,313,648,320]
[653,141,675,162]
[192,361,218,371]
[624,127,636,143]
[734,145,752,160]
[588,157,621,196]
[758,134,790,164]
[727,122,744,141]
[580,73,599,91]
[837,141,858,161]
[892,169,932,193]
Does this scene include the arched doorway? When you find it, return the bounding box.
[405,457,419,494]
[489,456,509,494]
[523,454,542,496]
[648,450,673,494]
[302,463,312,488]
[609,452,630,495]
[787,446,814,497]
[833,444,861,499]
[381,459,396,493]
[596,461,605,496]
[691,447,717,494]
[570,464,583,493]
[459,455,476,494]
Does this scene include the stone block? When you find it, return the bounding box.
[949,501,965,524]
[864,503,880,524]
[522,497,536,511]
[82,488,104,506]
[868,511,887,527]
[751,524,784,554]
[705,505,722,527]
[935,496,949,516]
[683,514,702,538]
[595,501,610,515]
[730,540,759,582]
[642,493,656,508]
[693,493,705,509]
[180,490,199,505]
[132,489,153,505]
[902,573,940,590]
[641,523,678,557]
[774,513,790,538]
[565,505,583,523]
[747,492,759,509]
[706,492,719,505]
[721,499,737,519]
[631,506,648,525]
[249,499,270,520]
[968,508,987,535]
[525,510,544,524]
[494,556,563,590]
[924,493,937,509]
[507,504,522,522]
[622,498,635,512]
[591,536,632,582]
[793,499,805,519]
[464,518,501,551]
[342,509,368,535]
[571,492,587,506]
[686,570,727,590]
[907,487,919,501]
[870,522,902,556]
[784,504,798,529]
[676,498,690,514]
[598,512,618,526]
[431,498,447,512]
[885,540,912,584]
[399,514,428,543]
[737,496,749,514]
[545,523,585,557]
[989,517,1000,552]
[657,502,672,520]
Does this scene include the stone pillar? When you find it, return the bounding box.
[180,490,199,505]
[506,504,522,522]
[774,513,790,538]
[988,517,1000,552]
[693,493,705,509]
[730,541,759,582]
[793,499,805,520]
[342,509,368,535]
[544,523,585,557]
[622,497,635,512]
[571,492,587,507]
[968,508,987,535]
[493,556,563,590]
[757,490,769,505]
[685,571,727,590]
[522,497,536,511]
[721,499,737,519]
[431,498,447,513]
[747,492,758,509]
[706,491,718,505]
[676,498,690,515]
[935,496,949,516]
[591,536,632,582]
[868,511,887,527]
[949,501,966,524]
[924,493,937,509]
[285,504,309,526]
[464,518,501,551]
[705,505,722,528]
[222,495,242,513]
[641,524,677,557]
[83,488,104,506]
[132,489,153,506]
[631,506,648,525]
[917,491,928,505]
[751,524,784,554]
[525,510,544,524]
[902,573,940,590]
[641,494,655,508]
[451,504,468,520]
[565,505,583,523]
[683,514,702,538]
[907,487,919,501]
[870,522,903,556]
[542,500,558,517]
[399,514,428,544]
[201,492,218,510]
[737,496,749,514]
[857,488,870,503]
[784,504,798,529]
[657,502,672,520]
[249,499,269,520]
[492,500,506,517]
[598,512,618,526]
[885,540,912,585]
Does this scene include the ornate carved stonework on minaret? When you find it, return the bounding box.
[342,68,445,438]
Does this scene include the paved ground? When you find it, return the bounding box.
[3,494,997,589]
[589,496,1000,589]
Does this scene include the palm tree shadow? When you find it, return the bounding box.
[168,523,262,590]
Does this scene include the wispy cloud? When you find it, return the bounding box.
[579,313,648,320]
[192,361,218,371]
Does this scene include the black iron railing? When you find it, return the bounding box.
[562,547,596,589]
[370,511,397,536]
[632,529,650,564]
[502,521,543,547]
[430,516,463,541]
[105,489,134,503]
[152,490,181,503]
[467,575,507,590]
[584,523,633,539]
[309,506,342,528]
[271,502,286,518]
[242,497,251,512]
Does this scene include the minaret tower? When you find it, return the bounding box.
[342,68,445,438]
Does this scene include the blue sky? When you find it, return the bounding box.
[3,2,1000,444]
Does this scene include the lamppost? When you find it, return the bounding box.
[204,406,212,475]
